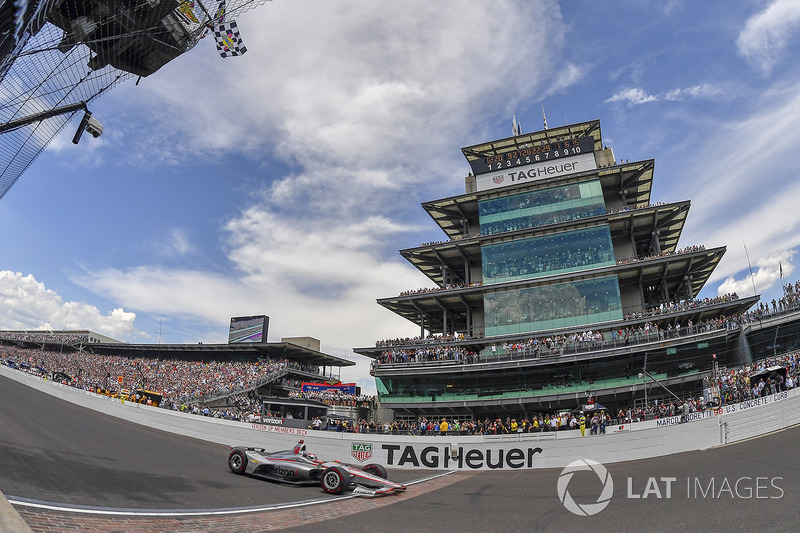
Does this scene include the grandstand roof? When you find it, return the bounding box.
[86,342,354,368]
[0,329,122,344]
[423,159,654,238]
[0,330,354,368]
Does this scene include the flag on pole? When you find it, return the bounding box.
[213,0,226,23]
[176,1,199,23]
[512,113,520,136]
[541,105,548,130]
[780,261,783,279]
[214,20,247,57]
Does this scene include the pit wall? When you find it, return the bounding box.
[3,365,797,471]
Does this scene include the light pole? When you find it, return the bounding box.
[638,369,683,405]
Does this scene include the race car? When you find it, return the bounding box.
[227,440,406,497]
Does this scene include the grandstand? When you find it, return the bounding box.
[354,118,800,423]
[0,329,354,409]
[0,329,122,346]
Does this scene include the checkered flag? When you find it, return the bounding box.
[213,20,247,57]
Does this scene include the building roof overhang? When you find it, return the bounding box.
[399,200,691,287]
[422,158,655,239]
[356,294,758,359]
[461,119,603,163]
[377,245,727,332]
[78,342,354,367]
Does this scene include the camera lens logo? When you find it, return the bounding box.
[557,459,614,516]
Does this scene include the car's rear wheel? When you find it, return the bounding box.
[362,464,388,479]
[321,466,351,495]
[228,449,247,474]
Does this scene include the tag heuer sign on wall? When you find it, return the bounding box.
[352,442,373,462]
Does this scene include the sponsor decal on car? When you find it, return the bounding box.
[352,442,373,462]
[271,466,298,477]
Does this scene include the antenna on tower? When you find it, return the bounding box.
[156,318,163,344]
[541,105,549,130]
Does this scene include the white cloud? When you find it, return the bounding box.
[665,84,720,101]
[0,271,140,339]
[607,84,721,105]
[155,228,195,258]
[677,79,800,290]
[2,1,579,395]
[74,211,429,342]
[110,1,570,172]
[737,0,800,75]
[605,88,658,105]
[68,1,573,342]
[717,249,795,298]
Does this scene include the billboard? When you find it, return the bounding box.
[475,152,597,192]
[467,136,595,176]
[228,315,269,343]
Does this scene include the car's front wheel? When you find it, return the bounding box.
[362,464,387,479]
[321,466,351,495]
[228,449,248,474]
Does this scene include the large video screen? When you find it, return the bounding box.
[228,315,269,344]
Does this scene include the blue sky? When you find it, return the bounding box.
[1,0,800,394]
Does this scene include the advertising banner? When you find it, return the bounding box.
[476,152,597,192]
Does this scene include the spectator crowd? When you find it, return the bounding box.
[0,344,321,406]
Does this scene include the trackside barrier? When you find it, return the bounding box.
[2,365,799,470]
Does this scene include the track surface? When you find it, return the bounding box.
[3,372,800,532]
[291,426,800,532]
[0,374,422,509]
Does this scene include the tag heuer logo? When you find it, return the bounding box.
[352,442,373,462]
[493,175,504,184]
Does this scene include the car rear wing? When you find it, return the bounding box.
[229,445,267,453]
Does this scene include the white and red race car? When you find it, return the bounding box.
[227,440,406,497]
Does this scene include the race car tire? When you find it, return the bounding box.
[362,464,388,479]
[321,466,351,495]
[228,449,248,474]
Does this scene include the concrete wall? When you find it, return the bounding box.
[4,365,798,471]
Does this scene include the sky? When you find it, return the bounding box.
[1,0,800,395]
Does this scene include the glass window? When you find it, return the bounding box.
[482,226,615,284]
[483,275,623,336]
[479,180,606,235]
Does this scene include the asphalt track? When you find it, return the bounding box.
[3,373,800,532]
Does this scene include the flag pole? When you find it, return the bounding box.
[743,242,757,297]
